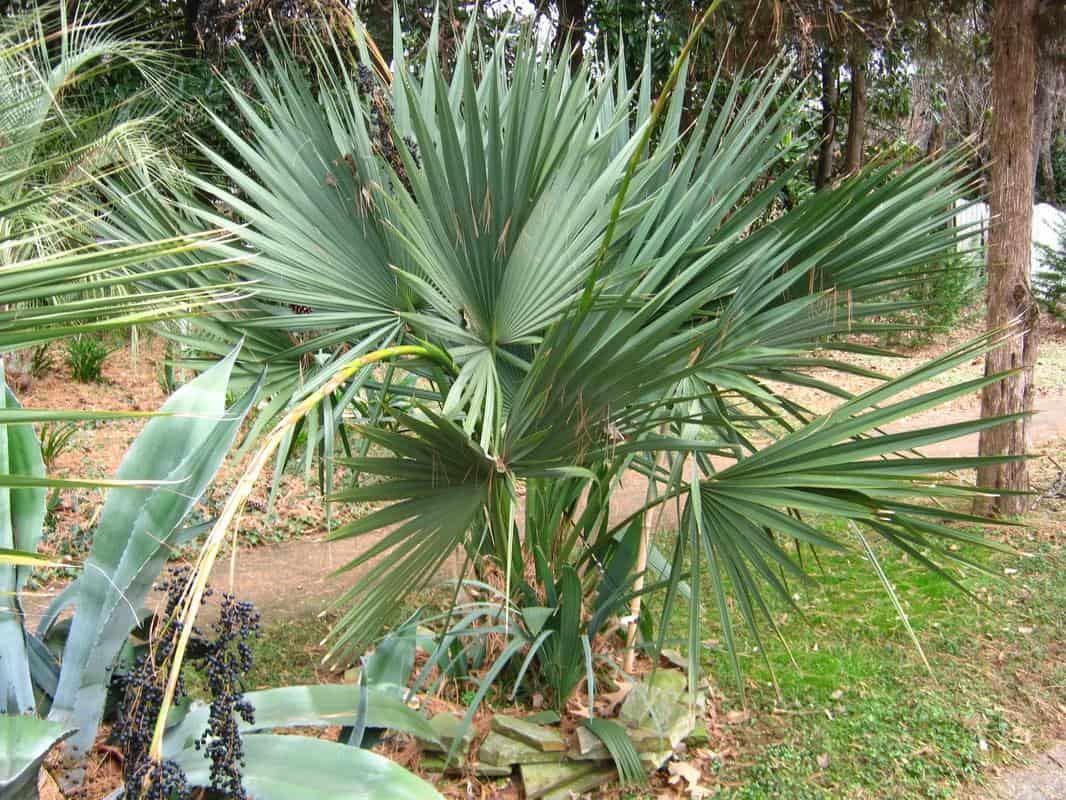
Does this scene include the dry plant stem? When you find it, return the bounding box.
[623,425,668,674]
[622,520,649,674]
[146,344,438,762]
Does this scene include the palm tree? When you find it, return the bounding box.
[0,3,230,351]
[104,13,1016,699]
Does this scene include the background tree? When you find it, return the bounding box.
[1033,26,1065,205]
[974,0,1066,516]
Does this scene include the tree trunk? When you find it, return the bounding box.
[1039,134,1057,205]
[554,0,588,71]
[183,0,202,54]
[844,47,868,175]
[975,0,1040,518]
[927,120,946,157]
[1033,53,1051,199]
[1032,51,1059,203]
[816,48,839,189]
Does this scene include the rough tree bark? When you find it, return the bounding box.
[1032,52,1058,203]
[927,121,946,157]
[816,48,839,189]
[844,47,868,175]
[1039,135,1057,204]
[976,0,1041,517]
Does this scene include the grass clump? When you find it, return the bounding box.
[66,334,112,382]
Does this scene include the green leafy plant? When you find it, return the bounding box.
[0,716,73,800]
[38,421,78,471]
[401,510,648,714]
[0,3,169,263]
[64,334,113,382]
[27,344,56,380]
[1037,217,1066,320]
[0,4,235,353]
[909,254,983,334]
[104,7,1016,755]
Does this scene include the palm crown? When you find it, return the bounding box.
[102,14,1013,695]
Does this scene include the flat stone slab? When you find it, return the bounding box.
[421,756,511,777]
[619,673,696,750]
[569,726,610,760]
[491,715,566,752]
[542,765,616,799]
[525,710,561,725]
[479,732,565,767]
[522,761,614,800]
[647,669,687,695]
[630,728,672,752]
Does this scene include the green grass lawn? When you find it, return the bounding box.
[239,520,1062,800]
[654,523,1064,799]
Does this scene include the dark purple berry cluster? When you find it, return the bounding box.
[193,593,261,797]
[128,758,188,800]
[114,569,194,798]
[114,568,260,799]
[354,64,419,193]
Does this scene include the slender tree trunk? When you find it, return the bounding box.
[816,48,839,189]
[183,0,202,54]
[927,121,946,157]
[844,47,868,175]
[554,0,588,71]
[976,0,1040,517]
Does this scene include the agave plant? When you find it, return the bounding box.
[0,350,444,799]
[103,10,1016,712]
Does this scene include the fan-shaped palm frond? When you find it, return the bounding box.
[103,10,1009,695]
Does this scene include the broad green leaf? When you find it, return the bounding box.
[0,715,72,800]
[46,344,259,755]
[584,718,644,787]
[163,684,439,756]
[0,370,45,714]
[173,734,443,799]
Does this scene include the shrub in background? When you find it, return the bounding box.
[1037,218,1066,320]
[915,254,984,331]
[65,335,112,382]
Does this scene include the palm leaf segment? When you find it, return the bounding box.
[0,4,235,350]
[105,11,1003,674]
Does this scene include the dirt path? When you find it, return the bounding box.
[983,742,1066,800]
[194,391,1066,622]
